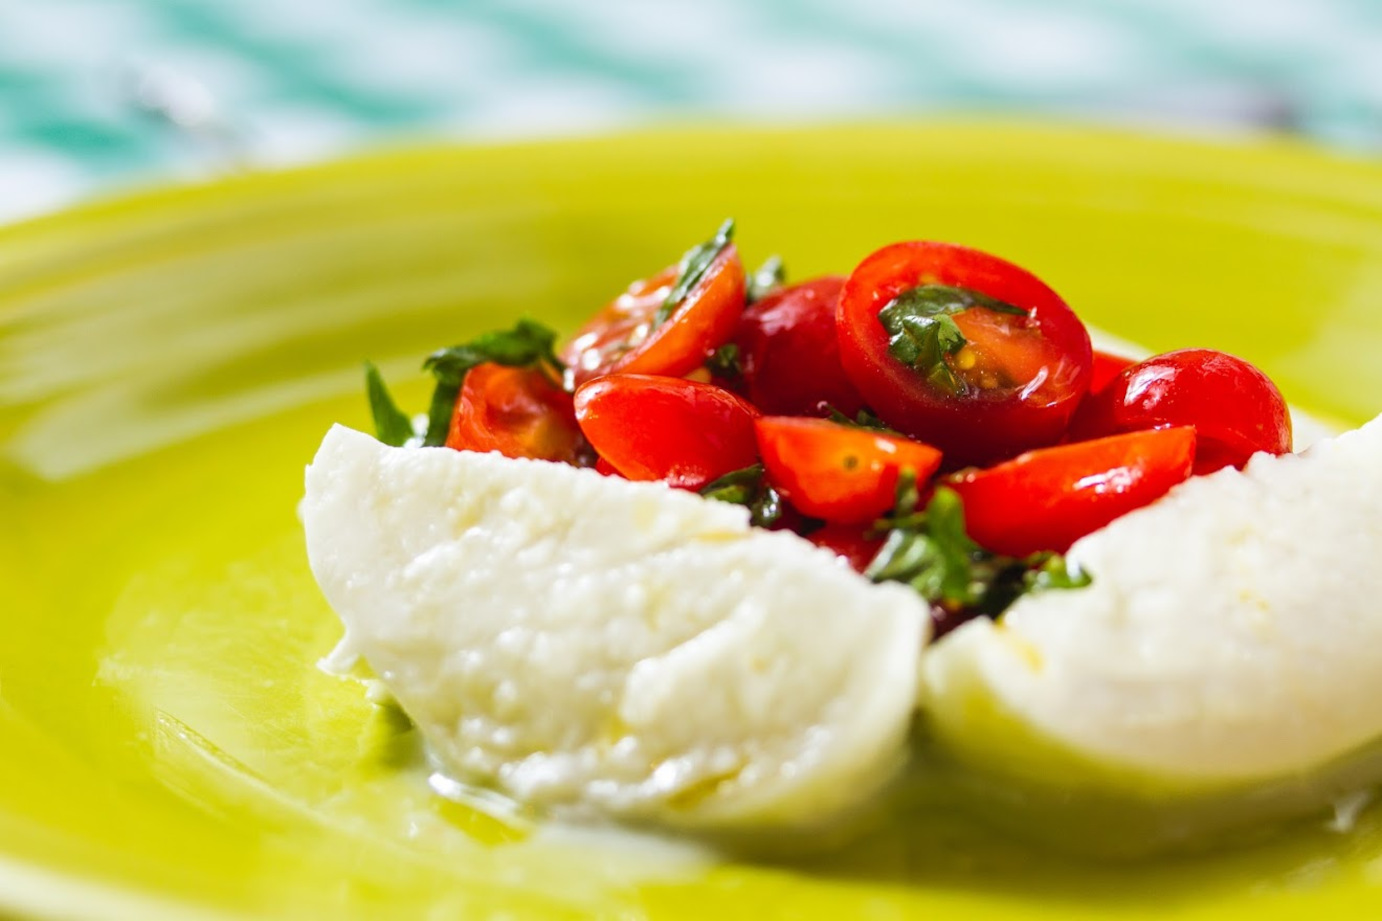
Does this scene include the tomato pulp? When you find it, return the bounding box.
[837,241,1093,465]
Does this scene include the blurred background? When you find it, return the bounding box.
[1,0,1380,224]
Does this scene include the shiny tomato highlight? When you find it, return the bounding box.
[573,375,760,490]
[1073,348,1291,474]
[947,425,1196,557]
[755,417,943,523]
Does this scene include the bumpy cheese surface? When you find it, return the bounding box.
[924,414,1382,784]
[303,425,930,831]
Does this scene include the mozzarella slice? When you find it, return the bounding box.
[923,414,1382,789]
[303,425,930,832]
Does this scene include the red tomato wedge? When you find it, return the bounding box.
[734,276,865,416]
[806,523,884,573]
[1073,348,1291,475]
[563,238,746,388]
[837,241,1092,465]
[755,417,943,523]
[947,425,1196,557]
[446,363,586,464]
[573,375,760,490]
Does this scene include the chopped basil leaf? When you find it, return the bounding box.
[423,318,563,385]
[417,318,564,446]
[824,405,897,434]
[652,219,736,330]
[877,284,1026,397]
[746,254,786,303]
[422,381,460,447]
[699,463,783,528]
[865,479,1089,620]
[364,361,415,447]
[706,342,743,381]
[1024,553,1092,594]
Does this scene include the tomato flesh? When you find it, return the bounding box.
[563,247,746,388]
[947,426,1196,557]
[446,363,586,464]
[837,241,1092,465]
[755,417,943,523]
[735,276,864,416]
[1073,348,1291,475]
[573,375,760,490]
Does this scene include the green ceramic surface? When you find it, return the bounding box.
[5,122,1382,920]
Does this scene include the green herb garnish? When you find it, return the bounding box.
[746,254,786,303]
[363,361,416,447]
[865,476,1089,619]
[411,319,563,446]
[824,405,896,434]
[705,342,743,381]
[699,463,783,528]
[652,219,736,330]
[877,284,1027,397]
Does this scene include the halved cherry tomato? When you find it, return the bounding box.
[563,245,746,388]
[1072,348,1291,475]
[947,426,1196,557]
[573,375,759,490]
[807,523,884,573]
[1089,349,1137,394]
[734,276,865,416]
[755,416,943,523]
[837,241,1092,465]
[446,363,587,464]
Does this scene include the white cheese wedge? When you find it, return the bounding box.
[302,425,930,832]
[923,414,1382,788]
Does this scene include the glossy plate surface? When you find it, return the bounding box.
[5,122,1382,920]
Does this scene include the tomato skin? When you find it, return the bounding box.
[563,246,746,388]
[573,375,760,490]
[836,241,1093,465]
[1089,349,1137,394]
[1073,348,1291,475]
[755,417,943,524]
[947,426,1196,557]
[446,363,586,464]
[735,276,865,416]
[807,523,883,573]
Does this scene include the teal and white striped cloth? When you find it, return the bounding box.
[1,0,1379,222]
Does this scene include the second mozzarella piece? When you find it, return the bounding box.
[924,415,1382,785]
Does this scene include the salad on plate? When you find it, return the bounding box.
[301,221,1382,850]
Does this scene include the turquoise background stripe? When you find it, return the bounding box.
[0,0,1379,222]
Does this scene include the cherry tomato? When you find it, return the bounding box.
[1089,349,1136,394]
[594,456,625,478]
[755,416,943,523]
[836,241,1092,465]
[807,523,883,573]
[573,375,760,490]
[563,246,746,388]
[1073,348,1291,475]
[947,426,1196,557]
[446,363,587,464]
[734,276,865,416]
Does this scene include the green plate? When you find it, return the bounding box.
[5,122,1382,920]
